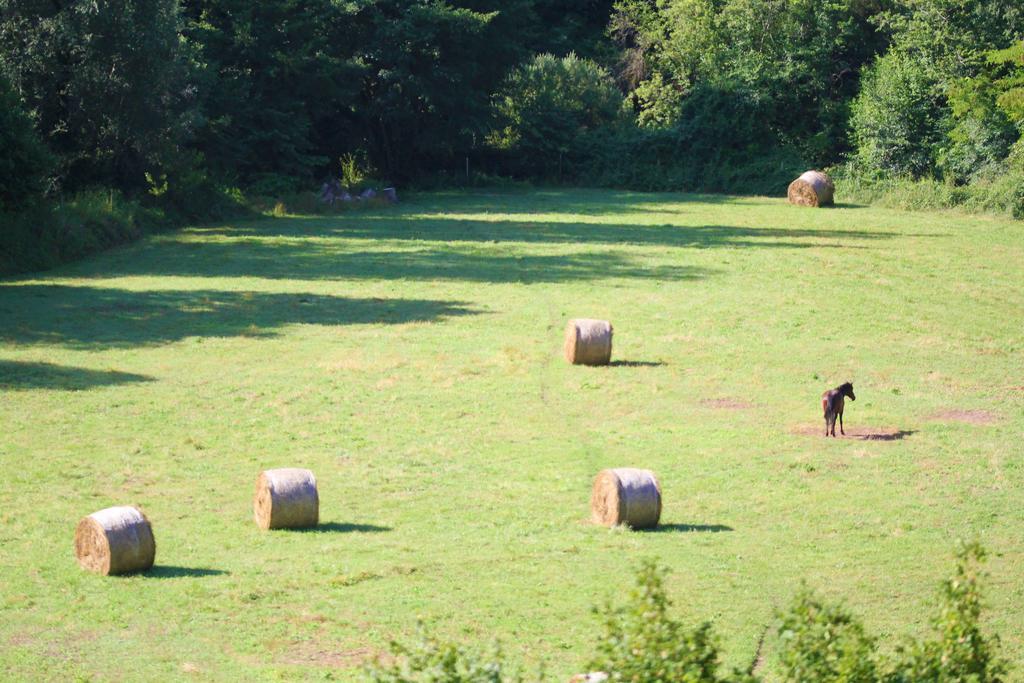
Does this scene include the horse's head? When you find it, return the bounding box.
[840,382,855,400]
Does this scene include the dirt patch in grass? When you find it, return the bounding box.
[278,643,376,668]
[701,398,754,410]
[928,409,999,425]
[790,425,914,441]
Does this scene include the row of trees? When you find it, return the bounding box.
[2,0,1023,215]
[0,0,613,210]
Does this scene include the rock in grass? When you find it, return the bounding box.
[564,319,613,366]
[787,170,835,207]
[74,506,156,575]
[254,468,319,530]
[591,468,661,529]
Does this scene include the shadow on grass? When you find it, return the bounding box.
[193,216,902,252]
[849,430,916,442]
[0,360,154,390]
[291,522,392,534]
[608,360,666,367]
[646,523,734,533]
[83,238,716,284]
[0,285,478,349]
[400,189,779,216]
[144,565,229,579]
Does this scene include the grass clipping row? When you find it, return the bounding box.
[74,506,156,575]
[564,318,613,365]
[254,468,319,530]
[787,170,835,207]
[591,468,661,529]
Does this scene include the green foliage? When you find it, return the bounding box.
[576,87,807,195]
[182,0,362,184]
[885,542,1008,682]
[0,0,195,192]
[365,624,522,683]
[835,163,1024,217]
[493,53,623,179]
[0,75,52,211]
[987,42,1024,125]
[777,590,878,682]
[588,559,753,683]
[942,41,1024,181]
[612,0,886,165]
[777,542,1008,683]
[0,192,150,274]
[850,52,947,178]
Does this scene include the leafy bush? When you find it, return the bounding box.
[777,541,1008,682]
[886,542,1008,681]
[587,559,754,683]
[575,95,807,196]
[493,53,624,179]
[835,163,1024,218]
[777,590,878,682]
[365,624,522,683]
[365,546,1007,683]
[0,192,150,275]
[0,76,53,212]
[850,52,948,178]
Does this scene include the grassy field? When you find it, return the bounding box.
[1,189,1022,681]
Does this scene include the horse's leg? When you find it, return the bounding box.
[839,410,845,436]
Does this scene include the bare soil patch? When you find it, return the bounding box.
[702,398,754,410]
[277,643,376,668]
[790,425,914,441]
[928,409,998,425]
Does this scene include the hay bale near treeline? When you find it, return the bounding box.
[74,506,156,575]
[787,170,835,207]
[590,468,662,529]
[564,318,613,366]
[254,468,319,530]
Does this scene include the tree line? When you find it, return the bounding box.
[1,0,1023,228]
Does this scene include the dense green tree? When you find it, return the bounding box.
[851,0,1024,178]
[346,1,499,181]
[0,0,194,192]
[181,0,363,191]
[493,53,623,178]
[0,75,53,211]
[611,0,888,165]
[850,52,947,177]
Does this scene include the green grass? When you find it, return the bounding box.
[1,188,1022,681]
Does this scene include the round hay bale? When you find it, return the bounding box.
[564,319,613,366]
[590,468,661,529]
[254,468,319,530]
[787,170,835,207]
[74,506,156,575]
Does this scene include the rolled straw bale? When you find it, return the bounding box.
[590,468,661,529]
[74,506,155,575]
[254,468,319,530]
[787,170,835,207]
[564,319,613,366]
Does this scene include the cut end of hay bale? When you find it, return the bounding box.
[254,468,319,530]
[74,506,155,575]
[590,468,661,529]
[787,170,835,208]
[564,318,613,366]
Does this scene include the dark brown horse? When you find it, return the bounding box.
[822,382,856,437]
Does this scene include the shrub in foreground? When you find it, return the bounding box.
[367,543,1006,683]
